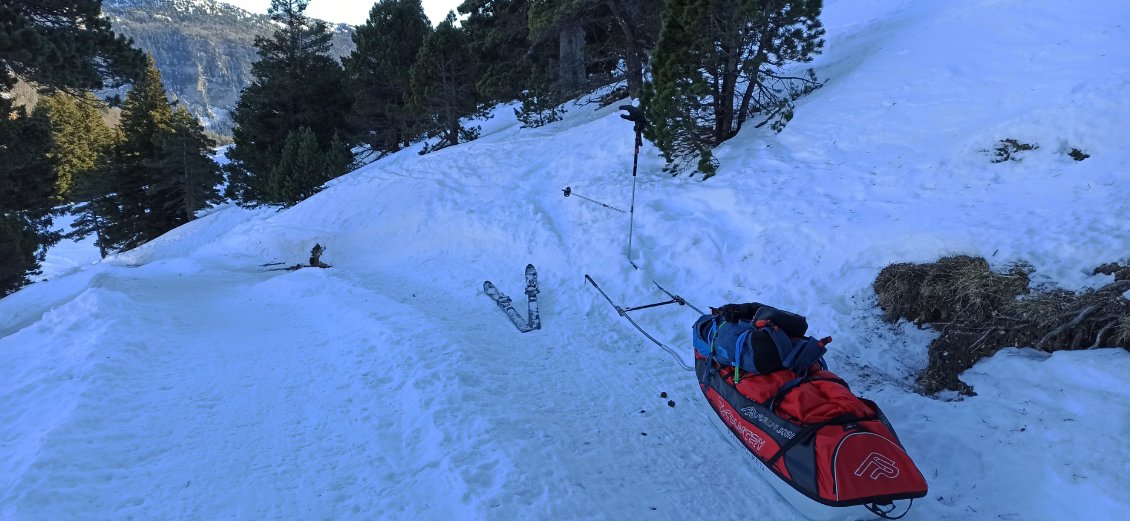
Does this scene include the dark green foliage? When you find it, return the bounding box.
[68,137,122,260]
[459,0,537,102]
[0,105,58,297]
[1069,147,1089,161]
[0,0,144,95]
[155,108,223,220]
[462,0,651,113]
[119,57,174,154]
[641,0,712,172]
[990,138,1038,163]
[528,0,664,98]
[0,0,142,295]
[95,56,182,252]
[261,127,352,206]
[0,105,56,217]
[0,214,43,296]
[227,0,353,204]
[39,91,116,259]
[411,13,485,154]
[39,92,116,201]
[266,127,326,205]
[68,193,115,260]
[515,68,567,128]
[645,0,825,177]
[343,0,431,154]
[527,2,587,94]
[69,57,219,255]
[324,132,355,176]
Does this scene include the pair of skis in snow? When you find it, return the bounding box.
[482,262,700,370]
[483,264,541,333]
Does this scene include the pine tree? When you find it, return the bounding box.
[40,92,116,201]
[90,55,209,253]
[515,66,567,127]
[69,129,124,259]
[0,105,56,219]
[96,56,175,251]
[604,0,665,98]
[527,0,664,98]
[528,1,587,93]
[227,0,353,204]
[324,132,354,177]
[265,127,326,206]
[0,0,144,95]
[641,0,713,172]
[458,0,537,102]
[155,108,223,220]
[1,0,142,295]
[411,13,484,153]
[0,104,57,296]
[38,91,116,260]
[343,0,431,155]
[645,0,825,177]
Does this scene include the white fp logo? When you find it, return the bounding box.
[853,452,900,480]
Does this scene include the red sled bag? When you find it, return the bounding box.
[693,312,928,518]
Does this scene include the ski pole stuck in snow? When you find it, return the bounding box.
[619,104,646,263]
[561,186,626,213]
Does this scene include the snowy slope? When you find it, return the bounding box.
[3,0,1130,520]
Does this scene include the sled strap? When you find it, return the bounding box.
[765,375,852,413]
[733,330,751,384]
[708,319,720,353]
[709,320,724,363]
[698,319,720,378]
[765,413,866,468]
[759,322,828,373]
[867,499,913,520]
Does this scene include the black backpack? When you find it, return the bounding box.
[692,304,830,378]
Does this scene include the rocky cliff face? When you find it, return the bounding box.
[103,0,355,136]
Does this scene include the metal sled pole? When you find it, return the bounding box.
[584,274,694,371]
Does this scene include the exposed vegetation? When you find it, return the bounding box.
[990,138,1039,163]
[875,256,1130,395]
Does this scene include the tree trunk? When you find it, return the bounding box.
[557,21,586,93]
[182,147,195,221]
[94,217,108,259]
[735,13,774,134]
[715,40,740,144]
[608,2,643,98]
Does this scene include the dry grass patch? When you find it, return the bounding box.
[874,256,1130,395]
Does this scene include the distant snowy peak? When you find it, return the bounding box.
[101,0,356,135]
[103,1,353,28]
[104,0,252,19]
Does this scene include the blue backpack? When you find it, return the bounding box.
[693,305,830,379]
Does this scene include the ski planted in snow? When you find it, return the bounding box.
[525,264,541,330]
[484,264,541,333]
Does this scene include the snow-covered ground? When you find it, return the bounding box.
[4,0,1129,519]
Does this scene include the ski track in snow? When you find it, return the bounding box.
[5,0,1130,519]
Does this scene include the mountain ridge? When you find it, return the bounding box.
[103,0,356,135]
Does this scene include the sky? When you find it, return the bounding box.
[5,0,1130,519]
[221,0,464,25]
